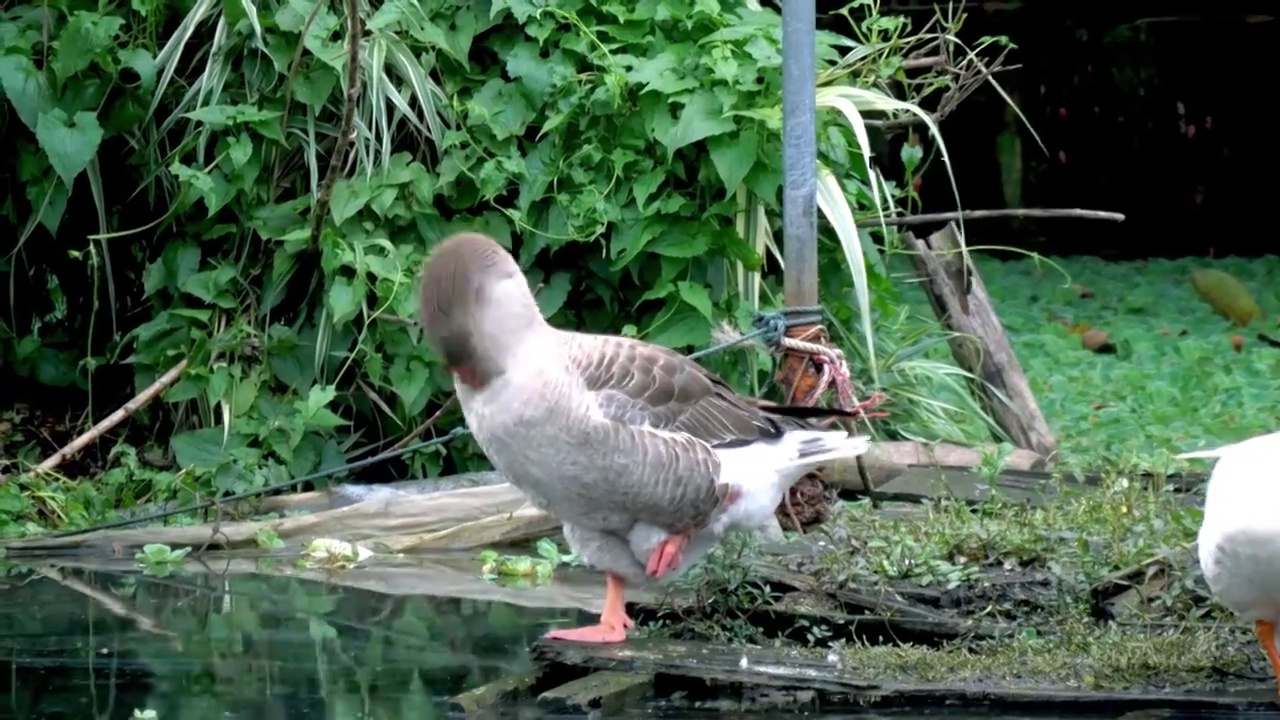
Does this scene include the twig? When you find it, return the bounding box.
[21,359,190,480]
[900,56,945,70]
[307,0,363,247]
[390,395,458,452]
[867,208,1126,227]
[36,567,178,641]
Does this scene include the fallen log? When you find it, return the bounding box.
[0,483,541,554]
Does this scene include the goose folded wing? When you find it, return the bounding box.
[568,334,787,531]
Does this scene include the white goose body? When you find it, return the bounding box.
[1183,430,1280,693]
[419,232,871,643]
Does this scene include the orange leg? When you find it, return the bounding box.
[543,572,634,644]
[1255,620,1280,696]
[647,486,743,579]
[646,532,691,579]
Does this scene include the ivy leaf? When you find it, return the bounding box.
[172,428,233,470]
[181,265,239,308]
[676,281,715,322]
[900,141,924,175]
[298,385,348,430]
[631,170,664,211]
[35,109,104,187]
[183,104,282,127]
[707,130,759,197]
[329,178,370,225]
[624,52,699,95]
[660,91,736,156]
[506,42,557,103]
[470,79,534,140]
[0,55,54,132]
[646,302,712,350]
[226,134,254,168]
[647,230,708,259]
[293,66,337,109]
[327,277,362,325]
[118,48,157,93]
[537,271,573,318]
[52,12,125,82]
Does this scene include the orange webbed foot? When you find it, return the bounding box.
[1254,620,1280,696]
[543,623,628,644]
[544,572,633,644]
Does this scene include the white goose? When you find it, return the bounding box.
[417,232,871,644]
[1183,430,1280,693]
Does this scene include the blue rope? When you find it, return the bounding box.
[686,305,824,360]
[45,307,826,539]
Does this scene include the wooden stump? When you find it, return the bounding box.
[904,223,1057,459]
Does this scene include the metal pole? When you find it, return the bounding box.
[781,0,818,307]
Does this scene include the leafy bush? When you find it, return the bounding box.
[0,0,1009,533]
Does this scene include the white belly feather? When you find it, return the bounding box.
[1190,431,1280,623]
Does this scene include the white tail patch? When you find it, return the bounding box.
[711,430,871,535]
[625,430,872,585]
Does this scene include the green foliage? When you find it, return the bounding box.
[135,542,191,576]
[949,254,1280,467]
[477,537,581,586]
[0,0,1007,534]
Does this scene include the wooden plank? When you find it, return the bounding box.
[379,505,560,552]
[0,483,543,553]
[536,670,653,713]
[450,670,540,715]
[532,638,1278,712]
[875,466,1056,506]
[905,223,1057,457]
[869,466,1206,506]
[844,441,1051,492]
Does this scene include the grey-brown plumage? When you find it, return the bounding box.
[417,231,870,643]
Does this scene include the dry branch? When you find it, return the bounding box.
[905,223,1057,457]
[22,359,189,479]
[307,0,362,247]
[871,208,1125,227]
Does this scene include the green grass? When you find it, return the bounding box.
[834,617,1250,690]
[897,253,1280,468]
[657,469,1257,690]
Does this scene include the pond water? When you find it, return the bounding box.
[1,561,1276,720]
[0,562,583,719]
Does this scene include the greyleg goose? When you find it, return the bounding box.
[1182,430,1280,694]
[418,232,872,643]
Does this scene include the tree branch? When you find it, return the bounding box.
[864,208,1126,227]
[308,0,363,248]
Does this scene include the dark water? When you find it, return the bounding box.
[0,559,583,719]
[1,559,1277,720]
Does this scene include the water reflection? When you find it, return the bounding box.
[3,557,1279,720]
[0,557,586,719]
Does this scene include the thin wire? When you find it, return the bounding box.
[46,306,829,539]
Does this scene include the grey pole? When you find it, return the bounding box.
[781,0,818,307]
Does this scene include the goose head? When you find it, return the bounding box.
[417,232,545,389]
